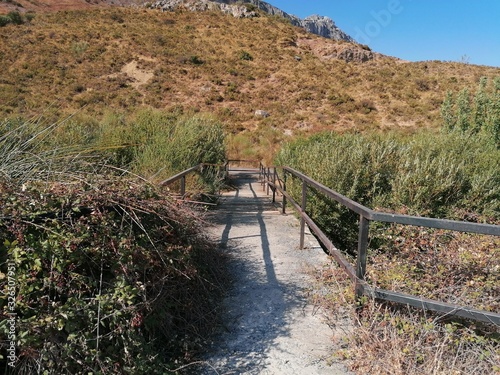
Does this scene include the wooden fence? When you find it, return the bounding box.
[164,162,500,325]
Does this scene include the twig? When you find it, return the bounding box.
[96,248,104,352]
[166,361,220,374]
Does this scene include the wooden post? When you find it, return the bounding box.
[272,168,276,203]
[355,215,370,299]
[266,168,270,195]
[282,172,287,214]
[299,179,307,249]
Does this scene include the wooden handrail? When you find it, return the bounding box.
[262,165,500,325]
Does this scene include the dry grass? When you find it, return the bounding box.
[1,7,499,159]
[0,0,144,14]
[312,263,500,375]
[369,227,500,314]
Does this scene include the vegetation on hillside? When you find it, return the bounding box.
[2,109,226,184]
[442,76,500,147]
[0,112,227,374]
[1,8,499,160]
[277,131,499,247]
[0,4,499,374]
[0,10,32,26]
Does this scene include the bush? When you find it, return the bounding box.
[16,109,227,188]
[0,179,226,374]
[239,50,253,61]
[0,114,228,373]
[0,15,9,27]
[441,77,500,147]
[275,131,500,250]
[189,55,204,65]
[0,117,101,184]
[97,109,226,184]
[6,11,23,25]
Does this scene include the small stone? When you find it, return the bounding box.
[255,110,270,118]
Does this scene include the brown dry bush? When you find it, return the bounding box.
[0,177,229,373]
[312,264,500,375]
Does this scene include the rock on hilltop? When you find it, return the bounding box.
[148,0,354,42]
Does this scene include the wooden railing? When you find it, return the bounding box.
[259,165,500,325]
[164,163,500,325]
[160,160,261,195]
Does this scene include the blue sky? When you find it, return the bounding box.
[267,1,500,67]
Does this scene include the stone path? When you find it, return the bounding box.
[197,169,352,375]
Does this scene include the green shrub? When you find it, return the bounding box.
[0,117,98,184]
[239,50,253,61]
[7,11,23,25]
[24,12,35,23]
[71,40,89,60]
[0,15,9,27]
[189,55,204,65]
[441,77,500,147]
[0,179,225,374]
[0,114,227,373]
[97,109,226,184]
[276,131,500,250]
[276,133,398,250]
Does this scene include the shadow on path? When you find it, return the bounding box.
[200,171,307,374]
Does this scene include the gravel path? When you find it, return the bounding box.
[198,169,353,375]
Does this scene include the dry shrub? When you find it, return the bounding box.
[369,226,500,313]
[349,301,499,375]
[312,263,500,375]
[0,178,229,373]
[0,116,229,373]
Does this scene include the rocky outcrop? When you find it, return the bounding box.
[297,38,378,64]
[336,47,374,63]
[148,0,354,42]
[301,15,353,42]
[254,109,270,118]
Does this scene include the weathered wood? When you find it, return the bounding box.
[365,286,500,326]
[355,215,370,298]
[266,165,500,325]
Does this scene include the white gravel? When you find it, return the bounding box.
[198,170,353,375]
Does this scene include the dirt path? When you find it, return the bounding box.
[199,169,352,375]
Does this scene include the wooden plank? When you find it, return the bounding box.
[355,216,370,298]
[160,165,201,185]
[283,167,373,217]
[365,286,500,325]
[371,211,500,236]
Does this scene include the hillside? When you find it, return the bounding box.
[1,6,499,158]
[0,0,144,13]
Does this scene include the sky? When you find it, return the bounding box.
[267,0,500,67]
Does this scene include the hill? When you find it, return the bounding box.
[1,6,499,159]
[149,0,355,42]
[0,0,144,13]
